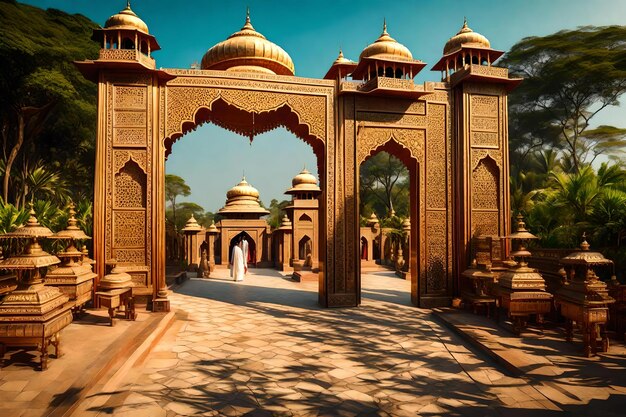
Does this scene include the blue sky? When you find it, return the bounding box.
[21,0,626,212]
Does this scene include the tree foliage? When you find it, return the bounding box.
[359,152,409,223]
[0,1,99,206]
[503,26,626,171]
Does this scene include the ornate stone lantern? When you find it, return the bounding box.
[555,235,615,357]
[461,259,497,317]
[0,207,73,370]
[497,215,552,334]
[46,203,97,314]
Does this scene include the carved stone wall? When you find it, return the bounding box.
[98,74,153,292]
[455,83,510,277]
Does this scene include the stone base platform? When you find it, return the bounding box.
[0,308,174,417]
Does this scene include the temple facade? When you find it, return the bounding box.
[76,3,520,310]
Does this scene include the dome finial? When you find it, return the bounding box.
[382,18,388,35]
[463,16,468,28]
[126,1,131,10]
[243,6,254,30]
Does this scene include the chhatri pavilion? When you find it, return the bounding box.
[76,2,520,309]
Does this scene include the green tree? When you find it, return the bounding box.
[503,26,626,171]
[267,198,291,229]
[165,174,191,233]
[359,152,409,220]
[0,1,99,206]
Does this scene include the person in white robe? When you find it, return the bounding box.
[231,241,245,282]
[241,237,249,274]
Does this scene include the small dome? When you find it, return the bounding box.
[287,168,320,193]
[360,21,413,61]
[201,10,295,76]
[333,50,354,65]
[220,177,269,216]
[443,18,490,55]
[292,168,317,187]
[104,2,149,34]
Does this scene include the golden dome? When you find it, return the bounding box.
[287,169,320,193]
[360,21,413,61]
[226,177,260,200]
[104,1,149,34]
[443,18,490,55]
[201,10,295,76]
[220,177,270,216]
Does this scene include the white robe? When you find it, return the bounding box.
[241,239,249,271]
[231,244,245,282]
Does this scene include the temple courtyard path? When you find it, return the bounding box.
[75,269,626,416]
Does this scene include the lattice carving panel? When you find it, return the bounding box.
[472,158,499,210]
[470,95,498,117]
[113,210,146,247]
[114,111,146,128]
[114,86,147,110]
[114,248,145,264]
[114,128,147,146]
[114,160,146,209]
[426,104,447,209]
[426,211,447,292]
[471,211,500,236]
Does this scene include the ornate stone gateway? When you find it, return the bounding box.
[77,4,520,310]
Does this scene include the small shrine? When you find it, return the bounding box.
[496,215,552,334]
[0,206,73,370]
[555,235,615,357]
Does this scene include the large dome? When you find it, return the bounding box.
[443,19,490,55]
[104,2,149,34]
[201,11,295,76]
[360,22,413,61]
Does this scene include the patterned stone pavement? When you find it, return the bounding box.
[74,269,622,416]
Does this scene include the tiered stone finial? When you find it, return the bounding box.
[496,214,552,334]
[46,203,97,312]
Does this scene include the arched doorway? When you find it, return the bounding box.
[298,235,312,267]
[358,145,418,306]
[229,231,256,266]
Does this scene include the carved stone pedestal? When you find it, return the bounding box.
[152,298,170,312]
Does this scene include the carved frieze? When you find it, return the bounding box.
[356,127,425,166]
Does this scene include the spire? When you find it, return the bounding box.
[382,18,388,35]
[126,1,132,10]
[463,16,467,28]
